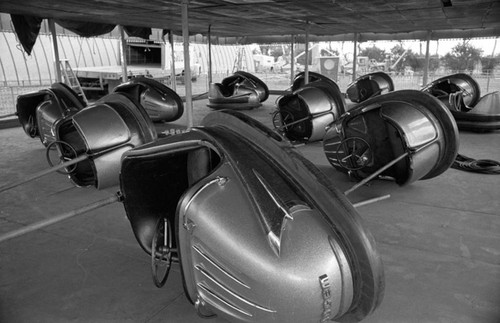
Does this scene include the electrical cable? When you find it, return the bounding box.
[451,153,500,175]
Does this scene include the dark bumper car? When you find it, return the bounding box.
[207,71,269,110]
[346,72,394,104]
[275,78,346,142]
[54,92,157,189]
[291,71,338,92]
[16,83,85,146]
[422,73,500,132]
[112,77,184,122]
[323,90,459,185]
[120,110,384,322]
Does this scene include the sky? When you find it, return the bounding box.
[329,37,499,58]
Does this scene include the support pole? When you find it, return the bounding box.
[352,33,358,82]
[422,30,432,86]
[304,24,309,85]
[119,26,128,83]
[182,0,194,129]
[48,19,61,83]
[0,154,88,194]
[208,25,213,84]
[353,194,391,208]
[0,194,120,244]
[290,34,295,85]
[169,32,177,91]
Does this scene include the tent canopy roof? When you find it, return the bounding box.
[0,0,499,42]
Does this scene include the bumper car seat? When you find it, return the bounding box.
[55,92,157,189]
[275,79,346,142]
[113,77,184,122]
[422,73,500,132]
[323,90,459,186]
[207,71,269,110]
[120,110,384,323]
[16,83,85,146]
[346,72,395,104]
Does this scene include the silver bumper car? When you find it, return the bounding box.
[346,72,394,104]
[207,71,269,110]
[112,77,184,122]
[120,110,384,322]
[290,71,337,92]
[421,73,480,110]
[422,73,500,132]
[323,90,459,185]
[16,83,85,146]
[275,78,346,142]
[54,92,157,189]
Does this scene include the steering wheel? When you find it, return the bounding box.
[45,140,79,174]
[272,110,295,132]
[336,137,373,170]
[151,217,173,288]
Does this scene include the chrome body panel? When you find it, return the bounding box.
[71,105,131,153]
[35,100,62,145]
[120,110,384,322]
[113,77,184,122]
[207,71,269,110]
[56,93,156,189]
[16,83,84,146]
[346,72,395,103]
[276,79,345,142]
[379,105,437,148]
[323,90,458,185]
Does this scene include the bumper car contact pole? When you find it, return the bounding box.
[0,154,88,194]
[0,193,120,243]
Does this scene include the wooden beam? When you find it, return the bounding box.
[48,19,61,83]
[304,23,309,85]
[119,26,128,83]
[422,30,432,86]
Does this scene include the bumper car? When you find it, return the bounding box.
[54,92,157,189]
[275,78,346,142]
[449,91,500,132]
[323,90,459,186]
[16,83,85,146]
[113,77,184,122]
[346,72,394,104]
[421,73,480,110]
[120,110,384,323]
[422,73,500,132]
[291,71,338,92]
[207,71,269,110]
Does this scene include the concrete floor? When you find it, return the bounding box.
[0,96,499,323]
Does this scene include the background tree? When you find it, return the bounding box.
[442,40,483,73]
[480,53,500,74]
[359,45,386,62]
